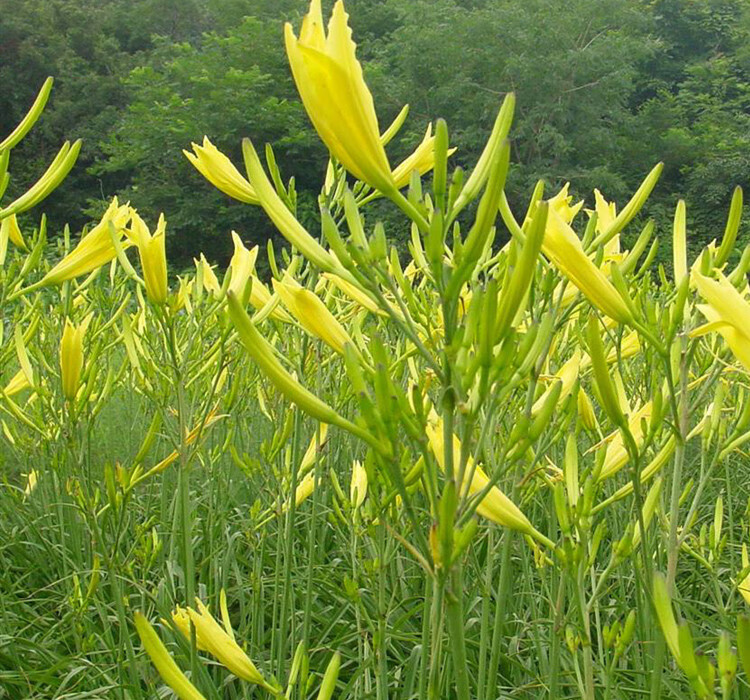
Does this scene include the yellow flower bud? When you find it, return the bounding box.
[60,317,89,401]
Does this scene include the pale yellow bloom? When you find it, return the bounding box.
[60,317,90,401]
[598,401,652,481]
[132,212,168,305]
[171,598,275,691]
[4,368,31,397]
[184,137,259,204]
[134,612,207,700]
[425,409,550,545]
[42,198,132,285]
[0,214,26,250]
[322,272,382,314]
[391,123,454,189]
[273,274,353,354]
[285,1,441,193]
[195,254,221,298]
[543,203,633,324]
[693,272,750,371]
[227,231,259,301]
[23,470,38,498]
[293,472,316,507]
[299,424,329,477]
[350,459,368,509]
[531,350,581,417]
[285,0,394,191]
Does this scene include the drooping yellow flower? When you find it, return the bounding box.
[590,189,621,258]
[531,349,581,417]
[285,0,394,192]
[184,137,259,204]
[391,123,454,190]
[322,272,382,314]
[134,612,207,700]
[597,401,653,481]
[425,409,551,546]
[131,212,168,305]
[299,424,329,477]
[42,198,132,285]
[350,459,368,509]
[171,598,276,692]
[693,271,750,371]
[543,203,633,324]
[273,274,353,354]
[0,214,26,250]
[60,317,90,401]
[23,470,39,498]
[195,254,222,298]
[4,368,31,397]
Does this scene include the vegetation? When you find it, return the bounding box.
[2,2,750,700]
[1,0,748,261]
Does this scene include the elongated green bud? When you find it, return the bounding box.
[321,208,353,268]
[496,201,547,342]
[554,482,571,536]
[587,315,625,427]
[653,572,681,665]
[673,199,687,285]
[737,615,750,675]
[0,77,53,152]
[453,93,515,215]
[457,140,509,267]
[716,186,743,267]
[316,652,341,700]
[1,140,81,219]
[564,433,579,508]
[432,119,449,212]
[528,379,562,441]
[594,162,663,249]
[620,220,654,275]
[718,630,737,696]
[227,291,372,443]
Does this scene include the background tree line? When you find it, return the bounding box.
[1,0,748,266]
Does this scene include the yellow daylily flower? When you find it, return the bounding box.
[589,189,621,258]
[531,349,581,417]
[425,409,551,546]
[285,0,394,192]
[60,316,90,401]
[132,212,168,305]
[23,470,39,498]
[299,424,329,477]
[391,123,454,190]
[4,368,31,397]
[227,231,259,302]
[134,612,207,700]
[273,274,353,354]
[0,214,26,250]
[597,401,652,481]
[350,459,368,509]
[543,204,633,324]
[184,137,259,204]
[195,254,222,298]
[171,598,277,693]
[42,198,132,285]
[693,272,750,371]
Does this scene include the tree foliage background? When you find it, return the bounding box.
[1,0,749,265]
